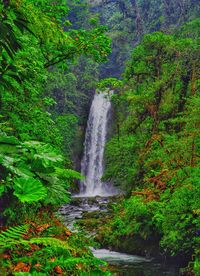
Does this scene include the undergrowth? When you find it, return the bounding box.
[0,212,111,275]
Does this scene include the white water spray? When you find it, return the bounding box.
[79,92,113,196]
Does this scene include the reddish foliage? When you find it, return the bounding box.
[1,254,10,259]
[22,234,30,240]
[54,219,63,227]
[65,230,72,237]
[35,223,50,233]
[15,251,22,255]
[13,262,31,272]
[54,265,63,274]
[133,188,159,201]
[29,244,40,251]
[30,222,50,233]
[148,170,168,191]
[35,263,42,267]
[76,263,83,270]
[145,134,163,148]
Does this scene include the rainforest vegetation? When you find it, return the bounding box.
[0,0,199,275]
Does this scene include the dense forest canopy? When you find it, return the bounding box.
[0,0,199,275]
[0,1,112,274]
[89,0,200,77]
[101,23,200,264]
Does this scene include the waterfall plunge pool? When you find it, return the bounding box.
[60,196,180,276]
[60,92,179,274]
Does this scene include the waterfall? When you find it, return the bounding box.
[79,92,113,196]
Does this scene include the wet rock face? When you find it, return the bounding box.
[59,196,116,231]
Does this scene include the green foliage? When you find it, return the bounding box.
[103,135,138,191]
[28,0,69,23]
[92,0,200,77]
[55,114,78,160]
[0,133,82,221]
[0,0,113,274]
[104,26,200,190]
[13,178,47,203]
[29,237,72,251]
[0,224,29,248]
[0,223,110,275]
[0,0,111,146]
[0,0,113,272]
[102,21,200,273]
[0,0,111,222]
[105,180,200,259]
[98,78,123,89]
[105,196,158,243]
[160,180,200,256]
[0,0,199,274]
[192,250,200,275]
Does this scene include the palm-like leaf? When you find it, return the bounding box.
[23,141,63,169]
[55,167,83,180]
[13,177,47,203]
[0,6,35,90]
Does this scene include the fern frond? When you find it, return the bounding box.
[29,237,72,251]
[0,225,73,255]
[0,225,29,248]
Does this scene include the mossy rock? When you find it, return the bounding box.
[78,218,100,230]
[100,234,161,258]
[82,210,102,219]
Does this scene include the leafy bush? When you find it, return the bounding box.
[160,177,200,256]
[101,24,200,274]
[0,134,82,223]
[103,135,139,191]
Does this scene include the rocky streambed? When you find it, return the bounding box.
[60,196,180,275]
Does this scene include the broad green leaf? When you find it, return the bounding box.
[0,136,20,145]
[12,166,35,178]
[55,167,83,180]
[0,144,20,154]
[45,180,70,205]
[13,177,47,203]
[0,186,5,197]
[23,142,63,167]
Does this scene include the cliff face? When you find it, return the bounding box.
[89,0,200,77]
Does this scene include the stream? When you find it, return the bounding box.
[60,196,180,276]
[60,92,180,275]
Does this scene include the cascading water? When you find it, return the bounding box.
[61,92,179,274]
[79,92,113,196]
[60,93,179,276]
